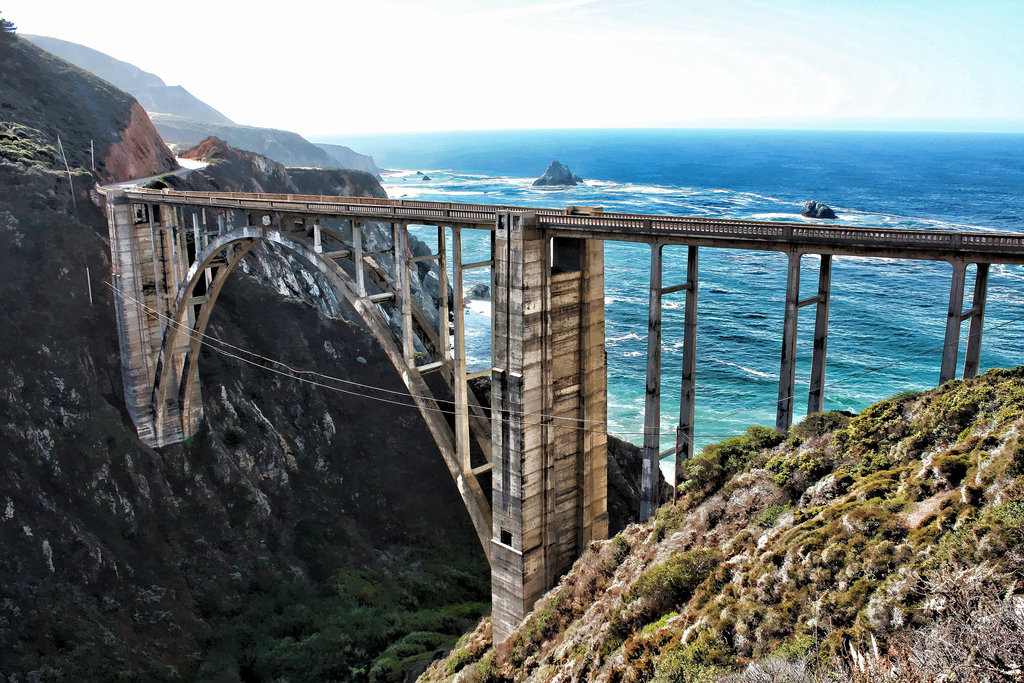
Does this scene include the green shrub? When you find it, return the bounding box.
[756,504,789,528]
[678,426,784,501]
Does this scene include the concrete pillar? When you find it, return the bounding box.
[353,220,365,297]
[438,226,450,363]
[776,252,801,432]
[491,213,607,644]
[675,246,698,493]
[807,255,832,415]
[963,263,990,379]
[394,222,413,365]
[940,260,967,384]
[640,243,663,520]
[452,227,471,472]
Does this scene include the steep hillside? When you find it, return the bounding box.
[317,142,382,175]
[0,36,488,680]
[0,33,177,182]
[425,370,1024,682]
[24,35,235,124]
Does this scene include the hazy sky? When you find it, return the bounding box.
[6,0,1024,135]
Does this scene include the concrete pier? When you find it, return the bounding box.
[490,212,608,643]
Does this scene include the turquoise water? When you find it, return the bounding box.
[325,129,1024,458]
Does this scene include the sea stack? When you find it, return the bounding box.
[802,200,837,219]
[533,160,584,186]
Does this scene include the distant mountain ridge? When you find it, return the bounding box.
[23,34,380,174]
[152,113,380,174]
[23,35,235,125]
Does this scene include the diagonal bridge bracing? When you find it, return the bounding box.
[104,188,1024,643]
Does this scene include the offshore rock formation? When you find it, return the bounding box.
[802,200,837,219]
[533,160,583,186]
[424,370,1024,682]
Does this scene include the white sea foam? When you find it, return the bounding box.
[467,300,491,317]
[712,358,774,380]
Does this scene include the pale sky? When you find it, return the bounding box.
[5,0,1024,135]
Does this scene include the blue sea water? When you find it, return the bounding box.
[325,129,1024,465]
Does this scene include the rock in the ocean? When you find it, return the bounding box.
[802,201,837,219]
[533,160,583,186]
[421,175,431,181]
[466,283,490,301]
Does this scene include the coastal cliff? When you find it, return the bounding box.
[0,34,486,679]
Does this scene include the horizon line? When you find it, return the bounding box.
[308,122,1024,140]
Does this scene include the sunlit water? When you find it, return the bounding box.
[326,129,1024,469]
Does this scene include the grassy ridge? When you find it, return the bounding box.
[426,368,1024,682]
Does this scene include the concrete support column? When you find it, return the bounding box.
[940,260,967,384]
[353,219,365,297]
[640,243,663,520]
[394,222,413,365]
[491,213,607,645]
[807,255,832,415]
[776,251,801,432]
[438,226,450,363]
[963,263,990,379]
[452,227,471,471]
[675,246,698,495]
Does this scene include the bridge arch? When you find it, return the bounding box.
[150,224,492,552]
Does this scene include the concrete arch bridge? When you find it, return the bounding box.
[103,188,1024,641]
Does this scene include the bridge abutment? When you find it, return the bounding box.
[490,212,609,643]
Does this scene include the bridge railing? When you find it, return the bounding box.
[121,188,1024,257]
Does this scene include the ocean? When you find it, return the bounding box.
[322,129,1024,468]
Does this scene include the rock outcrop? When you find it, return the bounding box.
[533,160,583,186]
[802,200,837,219]
[466,283,490,302]
[102,102,180,181]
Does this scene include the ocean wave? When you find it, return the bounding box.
[711,358,775,380]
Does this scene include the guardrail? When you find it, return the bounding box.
[120,188,1024,258]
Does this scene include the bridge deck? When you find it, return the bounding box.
[123,188,1024,264]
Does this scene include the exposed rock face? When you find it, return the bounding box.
[533,160,583,186]
[102,102,179,181]
[466,283,490,301]
[606,437,672,533]
[802,200,837,219]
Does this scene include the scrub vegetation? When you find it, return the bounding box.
[424,369,1024,682]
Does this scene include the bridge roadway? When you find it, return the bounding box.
[123,187,1024,264]
[108,187,1024,642]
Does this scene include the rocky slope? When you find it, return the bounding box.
[424,370,1024,682]
[316,142,382,176]
[0,33,487,680]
